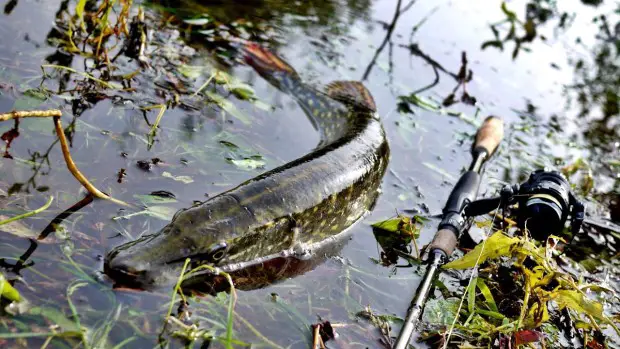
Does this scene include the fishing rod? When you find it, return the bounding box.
[393,115,504,349]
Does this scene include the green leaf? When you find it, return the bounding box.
[371,218,400,233]
[501,2,517,20]
[422,298,459,325]
[371,216,423,239]
[481,40,504,50]
[476,278,498,312]
[443,232,520,269]
[467,277,477,315]
[75,0,87,30]
[476,309,506,320]
[0,273,21,302]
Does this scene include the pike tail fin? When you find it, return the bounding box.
[242,43,299,78]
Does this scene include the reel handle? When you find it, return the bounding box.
[473,116,504,157]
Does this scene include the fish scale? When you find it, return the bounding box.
[104,43,390,288]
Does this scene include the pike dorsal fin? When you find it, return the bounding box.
[325,80,377,112]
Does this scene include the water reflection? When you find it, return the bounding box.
[482,1,619,184]
[0,0,619,347]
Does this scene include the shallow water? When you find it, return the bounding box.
[0,0,618,347]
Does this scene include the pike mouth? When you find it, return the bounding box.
[105,250,172,289]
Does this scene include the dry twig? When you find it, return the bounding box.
[0,109,62,121]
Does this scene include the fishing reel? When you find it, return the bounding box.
[465,169,585,241]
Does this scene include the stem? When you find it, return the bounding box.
[516,284,530,330]
[312,324,320,349]
[0,196,54,226]
[233,310,285,349]
[165,258,191,323]
[192,73,216,97]
[41,64,120,89]
[149,104,167,135]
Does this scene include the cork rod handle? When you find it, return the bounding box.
[473,116,504,156]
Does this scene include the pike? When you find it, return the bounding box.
[104,43,390,288]
[393,116,504,349]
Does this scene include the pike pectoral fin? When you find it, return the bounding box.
[290,226,302,250]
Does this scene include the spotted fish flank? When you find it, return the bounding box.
[104,43,390,288]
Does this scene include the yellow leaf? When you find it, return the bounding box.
[75,0,87,31]
[523,301,549,328]
[552,290,603,320]
[443,232,520,269]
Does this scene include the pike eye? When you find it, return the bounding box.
[208,242,227,262]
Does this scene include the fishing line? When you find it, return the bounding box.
[441,199,502,349]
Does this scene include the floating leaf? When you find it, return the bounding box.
[28,306,81,334]
[134,194,178,205]
[231,86,255,100]
[0,215,40,240]
[13,89,47,110]
[422,162,457,182]
[251,99,274,111]
[178,65,205,79]
[145,206,178,221]
[205,91,252,125]
[398,94,440,112]
[183,18,210,26]
[230,158,266,170]
[443,232,519,269]
[162,171,194,184]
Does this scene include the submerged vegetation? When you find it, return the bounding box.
[0,0,617,348]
